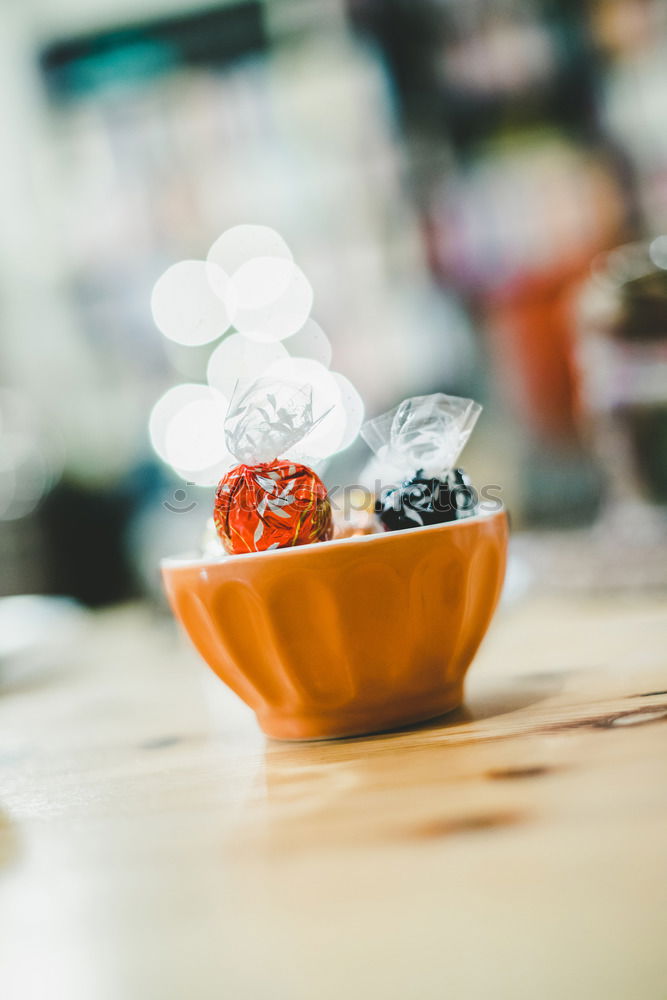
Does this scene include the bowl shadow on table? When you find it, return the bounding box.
[268,668,567,750]
[405,669,567,737]
[236,671,567,853]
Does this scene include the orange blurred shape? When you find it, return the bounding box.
[487,260,598,443]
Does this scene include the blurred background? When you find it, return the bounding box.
[2,0,667,609]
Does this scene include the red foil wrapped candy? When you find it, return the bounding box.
[213,377,334,555]
[214,459,332,554]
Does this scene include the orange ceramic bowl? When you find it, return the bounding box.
[162,508,508,741]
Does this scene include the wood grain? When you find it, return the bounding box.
[1,593,666,1000]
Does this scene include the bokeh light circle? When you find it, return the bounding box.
[150,225,365,479]
[207,224,292,276]
[285,318,333,368]
[331,373,365,453]
[164,397,230,471]
[228,257,295,311]
[264,357,346,459]
[149,384,228,464]
[207,334,288,398]
[229,263,314,343]
[151,260,231,346]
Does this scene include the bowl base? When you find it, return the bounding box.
[257,683,464,741]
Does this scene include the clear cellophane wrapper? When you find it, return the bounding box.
[361,393,481,481]
[361,393,482,530]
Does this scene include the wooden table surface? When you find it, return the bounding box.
[1,590,666,999]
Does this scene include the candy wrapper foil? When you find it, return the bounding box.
[224,378,322,465]
[375,468,477,532]
[362,394,481,531]
[214,378,333,553]
[214,460,332,553]
[361,393,481,481]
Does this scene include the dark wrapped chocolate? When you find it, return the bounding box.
[362,394,481,532]
[374,468,477,531]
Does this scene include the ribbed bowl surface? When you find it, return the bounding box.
[162,509,508,740]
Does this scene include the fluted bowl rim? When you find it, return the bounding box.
[161,505,506,570]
